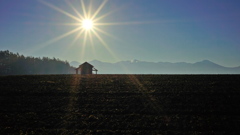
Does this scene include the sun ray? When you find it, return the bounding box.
[69,29,85,47]
[40,19,179,27]
[92,29,107,48]
[39,0,81,22]
[92,4,126,23]
[40,27,81,48]
[80,29,89,61]
[87,0,92,19]
[80,0,88,18]
[94,27,120,41]
[88,31,94,47]
[27,27,82,54]
[92,29,119,61]
[90,32,96,52]
[94,22,133,26]
[54,23,82,26]
[83,29,88,47]
[93,26,129,46]
[89,37,96,57]
[43,27,82,45]
[92,11,113,22]
[64,0,84,20]
[91,0,108,20]
[95,20,178,26]
[63,29,85,58]
[92,2,127,22]
[94,22,149,26]
[88,31,97,58]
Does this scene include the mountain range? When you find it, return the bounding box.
[70,60,240,74]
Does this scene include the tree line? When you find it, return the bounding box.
[0,50,75,75]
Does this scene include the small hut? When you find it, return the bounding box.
[75,62,98,75]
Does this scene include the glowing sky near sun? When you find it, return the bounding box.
[0,0,240,67]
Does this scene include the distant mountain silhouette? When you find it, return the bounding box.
[73,59,240,74]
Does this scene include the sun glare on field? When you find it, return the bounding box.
[82,19,93,30]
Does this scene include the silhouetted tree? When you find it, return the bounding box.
[0,50,75,75]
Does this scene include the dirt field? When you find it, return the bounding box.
[0,75,240,134]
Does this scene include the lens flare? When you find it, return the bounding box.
[38,0,155,62]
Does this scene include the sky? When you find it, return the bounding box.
[0,0,240,67]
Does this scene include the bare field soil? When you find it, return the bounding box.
[0,75,240,134]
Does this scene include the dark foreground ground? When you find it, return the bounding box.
[0,75,240,134]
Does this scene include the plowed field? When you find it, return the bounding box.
[0,75,240,134]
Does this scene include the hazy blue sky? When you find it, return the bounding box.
[1,0,240,67]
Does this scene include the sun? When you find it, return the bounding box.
[39,0,112,46]
[38,0,122,61]
[82,19,93,30]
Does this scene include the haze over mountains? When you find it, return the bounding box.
[1,49,239,75]
[71,60,240,74]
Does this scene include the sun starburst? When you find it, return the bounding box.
[36,0,160,63]
[37,0,121,61]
